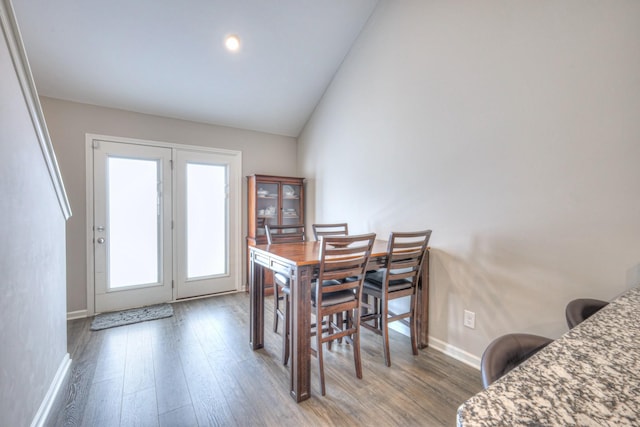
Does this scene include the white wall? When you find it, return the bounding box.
[299,0,640,362]
[0,3,69,424]
[40,97,298,313]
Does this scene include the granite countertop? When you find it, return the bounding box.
[457,286,640,426]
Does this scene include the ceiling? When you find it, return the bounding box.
[12,0,379,137]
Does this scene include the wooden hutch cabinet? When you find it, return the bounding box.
[246,174,305,290]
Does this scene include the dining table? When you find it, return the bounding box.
[457,285,640,426]
[248,239,430,402]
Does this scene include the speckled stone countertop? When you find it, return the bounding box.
[457,286,640,426]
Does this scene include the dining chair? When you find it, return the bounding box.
[265,223,306,245]
[312,223,349,241]
[361,230,431,367]
[310,233,376,396]
[565,298,608,329]
[480,333,553,389]
[265,223,306,364]
[311,223,349,343]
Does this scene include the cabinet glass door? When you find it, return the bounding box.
[281,183,302,225]
[256,183,279,237]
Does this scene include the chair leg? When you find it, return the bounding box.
[360,292,378,332]
[344,310,353,344]
[327,315,332,350]
[317,316,326,396]
[361,293,370,321]
[273,284,280,333]
[283,294,290,365]
[381,299,391,367]
[352,309,362,379]
[409,294,418,356]
[369,296,380,330]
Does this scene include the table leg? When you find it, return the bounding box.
[249,250,264,350]
[289,265,311,402]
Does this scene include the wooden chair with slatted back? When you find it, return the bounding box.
[310,233,376,396]
[311,223,349,344]
[312,223,349,241]
[361,230,431,367]
[266,224,306,245]
[264,223,305,364]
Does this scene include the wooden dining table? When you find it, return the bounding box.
[249,239,430,402]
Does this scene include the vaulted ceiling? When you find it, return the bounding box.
[12,0,378,137]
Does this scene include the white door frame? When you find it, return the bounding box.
[85,133,242,315]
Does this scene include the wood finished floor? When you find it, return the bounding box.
[47,292,482,427]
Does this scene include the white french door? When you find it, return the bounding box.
[90,137,241,314]
[174,150,237,299]
[93,141,173,313]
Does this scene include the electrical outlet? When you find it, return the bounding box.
[463,309,476,329]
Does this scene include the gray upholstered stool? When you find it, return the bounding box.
[480,333,553,389]
[565,298,608,329]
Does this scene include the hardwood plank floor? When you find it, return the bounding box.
[46,293,482,427]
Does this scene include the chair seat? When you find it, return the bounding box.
[312,280,355,307]
[364,270,412,292]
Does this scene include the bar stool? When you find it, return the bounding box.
[310,233,376,395]
[565,298,608,329]
[265,224,305,364]
[360,230,431,367]
[312,223,349,341]
[480,333,553,389]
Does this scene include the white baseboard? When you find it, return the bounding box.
[388,323,481,370]
[67,309,88,320]
[428,336,481,370]
[30,353,71,427]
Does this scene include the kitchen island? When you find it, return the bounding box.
[457,286,640,426]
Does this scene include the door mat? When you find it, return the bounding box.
[90,303,173,331]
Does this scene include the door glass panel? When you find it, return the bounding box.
[187,163,227,279]
[107,157,160,288]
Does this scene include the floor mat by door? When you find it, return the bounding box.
[90,303,173,331]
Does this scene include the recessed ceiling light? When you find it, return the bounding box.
[224,34,241,52]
